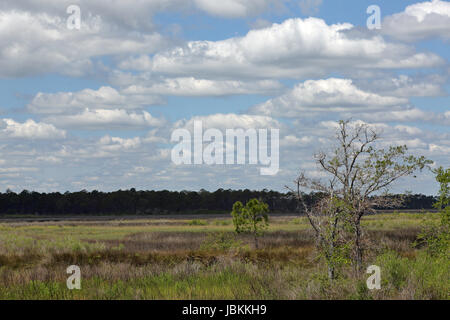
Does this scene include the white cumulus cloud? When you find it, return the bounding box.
[383,0,450,41]
[250,78,408,117]
[174,113,281,131]
[28,86,163,114]
[45,109,165,130]
[140,17,443,79]
[0,119,66,139]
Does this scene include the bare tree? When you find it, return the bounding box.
[289,175,353,280]
[290,120,431,275]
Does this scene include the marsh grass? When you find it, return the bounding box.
[0,212,447,300]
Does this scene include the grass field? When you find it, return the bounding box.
[0,212,448,300]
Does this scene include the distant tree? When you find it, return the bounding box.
[291,120,431,276]
[0,187,435,216]
[231,199,269,249]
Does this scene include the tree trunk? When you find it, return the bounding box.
[328,265,335,280]
[254,233,259,249]
[354,221,363,273]
[327,241,336,280]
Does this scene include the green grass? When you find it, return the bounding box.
[1,253,447,300]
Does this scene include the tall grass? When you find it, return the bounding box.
[0,213,446,300]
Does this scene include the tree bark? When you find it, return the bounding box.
[328,265,335,280]
[354,220,363,273]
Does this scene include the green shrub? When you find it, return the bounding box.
[375,250,449,299]
[409,251,449,299]
[188,219,208,226]
[376,251,409,290]
[214,220,231,226]
[416,167,449,259]
[348,280,372,300]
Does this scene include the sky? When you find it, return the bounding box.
[0,0,449,194]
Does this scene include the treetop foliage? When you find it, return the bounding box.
[231,199,269,235]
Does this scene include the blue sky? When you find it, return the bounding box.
[0,0,449,194]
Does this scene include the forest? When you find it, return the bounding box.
[0,188,436,215]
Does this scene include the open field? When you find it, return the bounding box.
[0,212,448,300]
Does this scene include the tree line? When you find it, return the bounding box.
[0,188,436,216]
